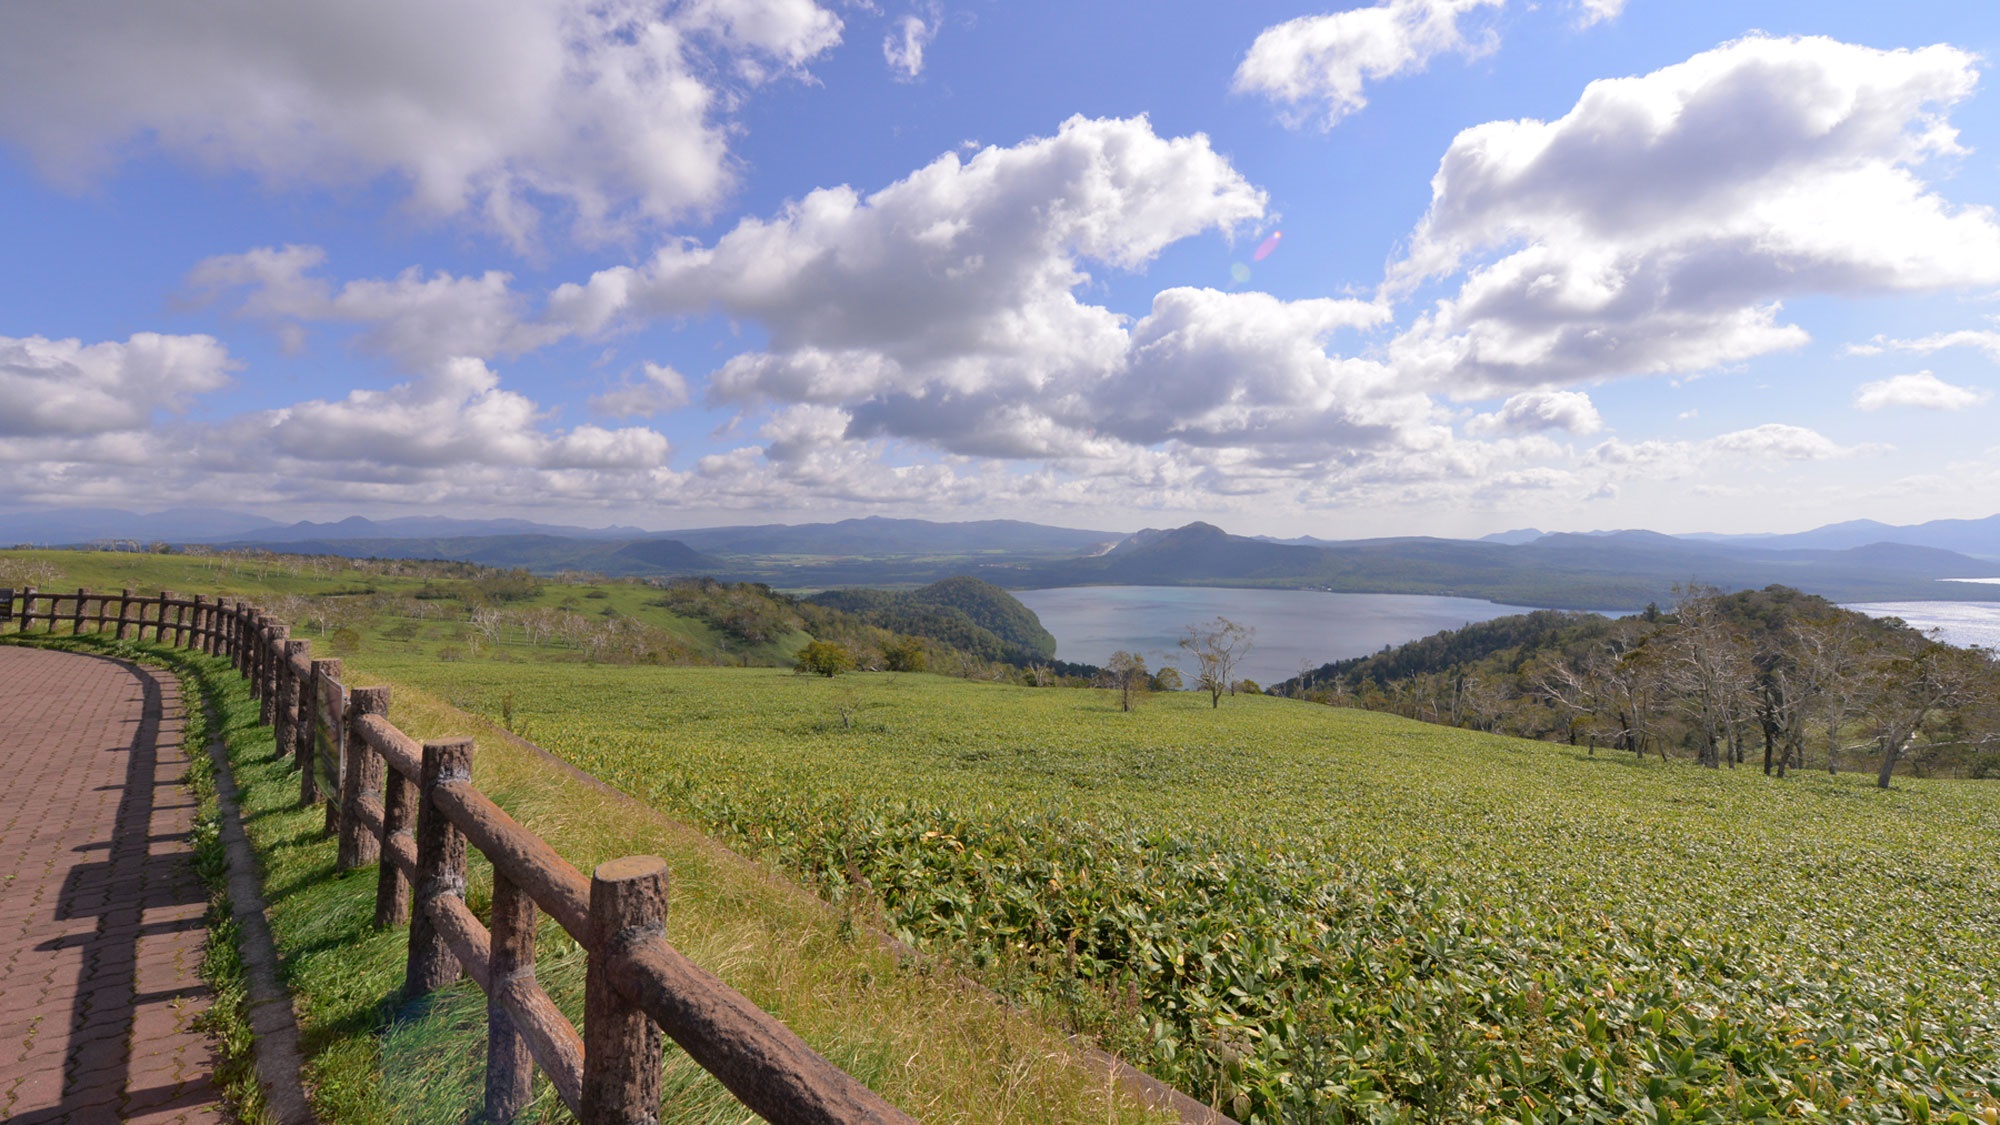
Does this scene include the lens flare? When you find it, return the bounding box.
[1229,262,1252,285]
[1252,230,1283,262]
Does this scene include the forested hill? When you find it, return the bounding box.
[807,577,1058,666]
[1277,585,2000,781]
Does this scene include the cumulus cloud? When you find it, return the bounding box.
[550,116,1305,453]
[1389,35,2000,397]
[1854,370,1992,411]
[0,0,842,249]
[1706,423,1872,461]
[1464,389,1604,436]
[1847,329,2000,363]
[252,358,671,471]
[187,245,571,370]
[1234,0,1504,127]
[882,4,940,81]
[590,363,694,418]
[0,333,234,437]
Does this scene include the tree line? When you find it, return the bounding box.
[1281,585,2000,785]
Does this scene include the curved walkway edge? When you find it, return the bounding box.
[0,645,222,1123]
[198,693,316,1125]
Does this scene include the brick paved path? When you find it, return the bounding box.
[0,646,225,1123]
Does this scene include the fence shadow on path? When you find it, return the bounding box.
[13,660,218,1125]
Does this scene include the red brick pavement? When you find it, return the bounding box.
[0,646,225,1124]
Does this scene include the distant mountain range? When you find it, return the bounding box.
[4,507,1998,607]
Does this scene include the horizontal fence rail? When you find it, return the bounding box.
[1,586,918,1125]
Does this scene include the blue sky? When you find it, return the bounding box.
[3,0,1999,538]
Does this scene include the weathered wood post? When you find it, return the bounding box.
[276,639,307,767]
[71,587,85,635]
[259,619,284,726]
[172,594,189,648]
[115,588,133,640]
[303,658,343,801]
[291,640,314,770]
[19,587,35,632]
[486,873,538,1121]
[149,591,165,643]
[235,603,252,676]
[339,686,388,871]
[92,589,107,633]
[584,856,668,1124]
[375,749,417,929]
[249,612,268,714]
[406,738,472,999]
[190,594,206,650]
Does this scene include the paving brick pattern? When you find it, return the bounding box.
[0,646,225,1123]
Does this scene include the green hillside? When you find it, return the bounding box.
[352,653,2000,1124]
[808,576,1059,665]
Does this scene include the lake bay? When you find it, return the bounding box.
[1015,586,1538,687]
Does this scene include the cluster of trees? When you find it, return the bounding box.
[651,576,803,645]
[1284,586,2000,784]
[807,577,1059,665]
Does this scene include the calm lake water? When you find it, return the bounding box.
[1015,586,1537,687]
[1845,601,2000,650]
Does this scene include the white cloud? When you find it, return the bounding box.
[1390,36,2000,397]
[188,245,568,370]
[1706,423,1871,461]
[883,4,940,81]
[1847,329,2000,363]
[0,333,234,437]
[557,116,1278,452]
[1464,389,1604,436]
[590,363,694,418]
[1573,0,1623,29]
[1854,370,1992,411]
[0,0,842,250]
[253,358,669,470]
[1234,0,1504,127]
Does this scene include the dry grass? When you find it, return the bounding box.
[342,657,1173,1124]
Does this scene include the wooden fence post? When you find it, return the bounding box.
[376,751,417,929]
[276,640,307,767]
[259,619,284,726]
[149,591,166,643]
[303,658,343,803]
[116,589,133,640]
[291,640,314,770]
[340,687,388,871]
[583,856,668,1124]
[172,594,189,648]
[93,589,107,633]
[190,595,206,650]
[406,738,473,999]
[487,873,537,1122]
[249,613,268,714]
[71,587,85,636]
[235,604,252,676]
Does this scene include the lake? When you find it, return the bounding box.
[1845,600,2000,650]
[1015,586,1539,687]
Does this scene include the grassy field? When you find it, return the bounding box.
[8,549,2000,1122]
[354,655,2000,1124]
[0,557,1168,1124]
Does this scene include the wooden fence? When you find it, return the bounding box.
[2,586,917,1125]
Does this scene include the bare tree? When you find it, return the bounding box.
[1792,615,1867,773]
[1180,617,1254,709]
[1105,650,1150,712]
[1661,588,1753,768]
[1870,636,1976,789]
